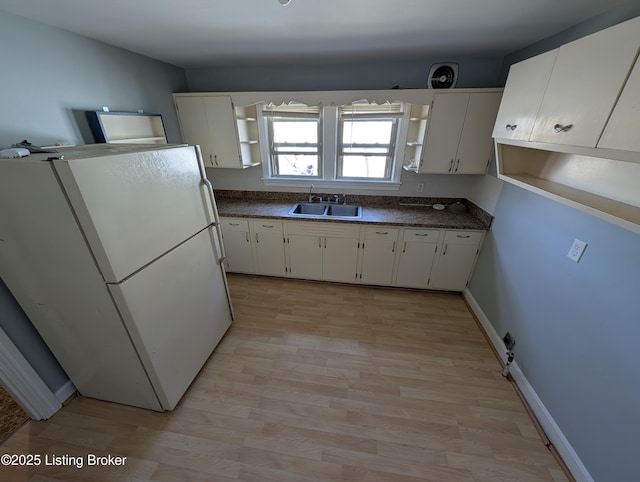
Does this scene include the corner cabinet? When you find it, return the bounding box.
[428,230,484,291]
[173,94,261,169]
[418,92,502,174]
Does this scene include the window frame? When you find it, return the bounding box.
[263,104,323,179]
[260,101,409,190]
[336,105,403,181]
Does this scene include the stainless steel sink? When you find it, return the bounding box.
[290,203,328,215]
[327,204,361,218]
[288,203,362,218]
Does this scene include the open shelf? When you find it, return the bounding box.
[86,111,168,145]
[496,141,640,234]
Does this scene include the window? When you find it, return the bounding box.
[263,103,322,177]
[337,102,403,180]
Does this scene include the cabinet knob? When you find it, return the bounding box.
[448,159,454,172]
[505,124,518,131]
[553,123,573,133]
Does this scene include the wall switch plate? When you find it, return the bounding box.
[567,239,587,263]
[417,183,424,193]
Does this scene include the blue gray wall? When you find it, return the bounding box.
[470,6,640,481]
[0,11,188,395]
[0,11,187,149]
[186,56,504,92]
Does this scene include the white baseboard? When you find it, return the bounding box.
[463,289,594,482]
[54,379,76,404]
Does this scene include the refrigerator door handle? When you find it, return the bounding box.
[193,146,235,320]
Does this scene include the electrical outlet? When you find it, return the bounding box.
[416,183,424,193]
[567,239,587,263]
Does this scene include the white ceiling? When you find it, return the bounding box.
[0,0,623,68]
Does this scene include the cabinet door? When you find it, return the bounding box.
[455,92,502,174]
[530,16,640,147]
[429,244,479,291]
[174,96,215,167]
[428,231,483,291]
[492,49,558,141]
[598,58,640,152]
[219,219,255,274]
[253,221,287,277]
[323,237,359,283]
[203,96,242,168]
[395,229,439,288]
[288,235,323,280]
[419,93,469,173]
[360,228,399,285]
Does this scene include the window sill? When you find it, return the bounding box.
[262,178,402,191]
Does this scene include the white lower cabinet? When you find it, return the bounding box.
[288,234,323,280]
[287,222,360,283]
[394,229,440,288]
[428,230,483,291]
[359,227,399,285]
[219,217,484,291]
[219,218,255,274]
[253,220,287,277]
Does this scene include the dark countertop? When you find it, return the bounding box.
[214,192,492,230]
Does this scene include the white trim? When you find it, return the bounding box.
[463,289,594,482]
[0,328,61,420]
[54,379,77,405]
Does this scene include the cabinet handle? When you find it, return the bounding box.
[324,238,327,249]
[245,232,249,243]
[448,159,454,172]
[392,241,396,253]
[506,124,518,131]
[402,241,407,253]
[454,159,460,172]
[443,244,448,255]
[262,224,274,228]
[375,231,389,235]
[319,237,322,248]
[553,123,573,133]
[456,234,471,238]
[255,233,259,243]
[414,233,430,237]
[214,154,219,166]
[229,222,240,226]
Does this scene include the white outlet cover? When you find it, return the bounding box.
[567,239,587,263]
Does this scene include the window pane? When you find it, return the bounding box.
[273,120,318,144]
[343,146,388,154]
[343,120,393,146]
[276,154,319,176]
[341,156,387,178]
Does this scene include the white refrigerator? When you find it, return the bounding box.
[0,144,233,411]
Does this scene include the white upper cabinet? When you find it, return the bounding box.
[529,16,640,148]
[174,94,261,169]
[492,49,558,141]
[203,96,243,168]
[174,96,215,167]
[420,92,501,174]
[598,57,640,152]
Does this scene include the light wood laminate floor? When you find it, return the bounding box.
[1,274,570,481]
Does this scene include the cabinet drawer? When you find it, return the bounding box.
[253,220,283,233]
[402,229,440,243]
[443,230,483,245]
[364,227,399,239]
[220,218,249,231]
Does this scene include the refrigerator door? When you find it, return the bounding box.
[52,146,216,283]
[108,226,233,410]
